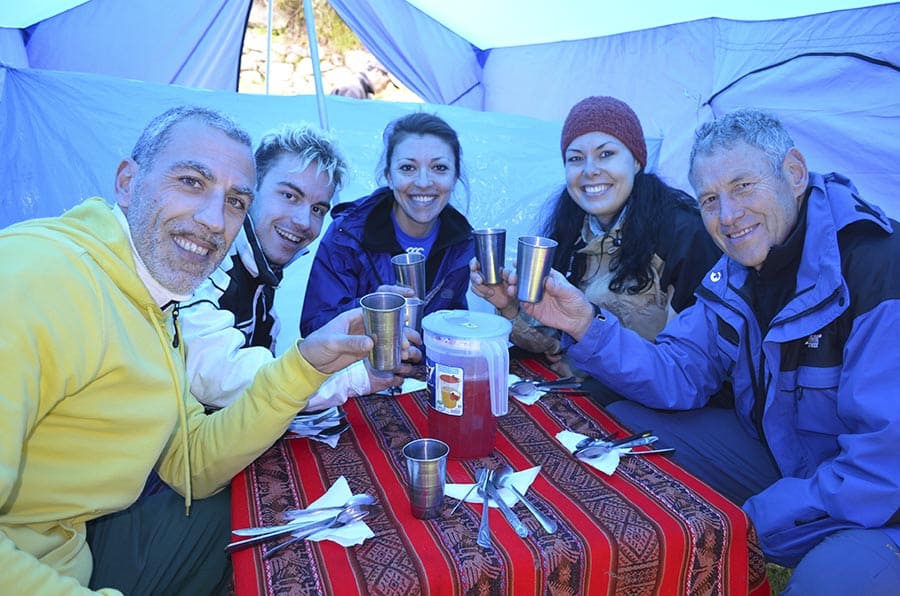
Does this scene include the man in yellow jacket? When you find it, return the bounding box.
[0,106,386,594]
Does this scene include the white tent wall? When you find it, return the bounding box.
[329,1,900,217]
[2,65,635,347]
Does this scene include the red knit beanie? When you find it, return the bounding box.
[560,96,647,169]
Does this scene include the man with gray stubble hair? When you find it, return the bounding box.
[0,106,384,594]
[506,108,900,594]
[180,122,414,411]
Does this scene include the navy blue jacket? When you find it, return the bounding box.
[568,172,900,566]
[301,187,474,335]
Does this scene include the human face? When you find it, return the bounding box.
[564,131,641,228]
[250,154,335,267]
[692,142,808,270]
[116,120,255,294]
[386,134,457,237]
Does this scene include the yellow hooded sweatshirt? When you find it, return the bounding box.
[0,198,329,594]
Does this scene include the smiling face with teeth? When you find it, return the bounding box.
[116,119,255,294]
[386,133,458,238]
[691,141,808,270]
[564,131,641,229]
[249,153,335,267]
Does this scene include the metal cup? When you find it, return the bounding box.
[516,236,558,303]
[391,252,426,299]
[473,228,506,285]
[402,296,424,333]
[360,291,405,371]
[402,438,449,519]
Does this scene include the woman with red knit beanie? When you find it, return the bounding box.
[472,96,722,396]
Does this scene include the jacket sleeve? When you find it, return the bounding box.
[179,296,275,408]
[0,238,121,595]
[567,302,729,409]
[300,226,368,336]
[157,341,331,499]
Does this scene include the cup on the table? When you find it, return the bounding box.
[402,296,424,333]
[360,291,405,371]
[516,236,558,303]
[473,228,506,285]
[402,438,449,519]
[392,252,426,300]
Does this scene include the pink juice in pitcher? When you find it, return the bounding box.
[427,366,497,460]
[422,310,511,460]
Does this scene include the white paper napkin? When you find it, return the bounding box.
[445,466,541,507]
[375,377,427,396]
[558,430,629,475]
[507,374,547,405]
[285,476,374,546]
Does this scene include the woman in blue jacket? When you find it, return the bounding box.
[301,112,473,336]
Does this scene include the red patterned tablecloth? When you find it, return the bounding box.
[231,358,769,595]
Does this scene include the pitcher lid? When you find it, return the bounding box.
[422,310,512,340]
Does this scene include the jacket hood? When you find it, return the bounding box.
[12,198,155,309]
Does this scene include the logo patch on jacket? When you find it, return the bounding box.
[804,333,822,349]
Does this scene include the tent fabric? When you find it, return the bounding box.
[402,0,890,48]
[0,0,251,90]
[328,0,900,218]
[2,64,654,339]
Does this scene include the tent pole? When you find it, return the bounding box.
[302,0,329,130]
[265,0,272,95]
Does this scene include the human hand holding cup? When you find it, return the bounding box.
[473,228,506,285]
[392,253,426,300]
[516,236,558,303]
[360,292,405,373]
[403,438,449,519]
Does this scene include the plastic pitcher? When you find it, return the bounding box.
[422,310,512,460]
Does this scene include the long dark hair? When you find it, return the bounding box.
[541,171,698,293]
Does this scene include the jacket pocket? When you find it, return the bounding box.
[793,366,844,435]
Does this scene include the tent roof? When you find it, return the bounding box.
[403,0,892,48]
[0,0,90,28]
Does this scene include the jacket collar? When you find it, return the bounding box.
[235,217,284,286]
[357,187,473,253]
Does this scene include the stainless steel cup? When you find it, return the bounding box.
[516,236,558,303]
[391,252,426,299]
[402,296,424,333]
[360,291,405,371]
[473,228,506,285]
[402,438,449,519]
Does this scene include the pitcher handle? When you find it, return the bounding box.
[484,339,509,416]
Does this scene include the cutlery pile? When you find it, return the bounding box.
[287,406,350,442]
[454,465,557,550]
[226,493,375,555]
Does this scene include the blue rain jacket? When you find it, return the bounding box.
[569,172,900,566]
[301,187,473,336]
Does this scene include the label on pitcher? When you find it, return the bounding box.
[426,358,463,416]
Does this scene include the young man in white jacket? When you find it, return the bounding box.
[180,124,411,410]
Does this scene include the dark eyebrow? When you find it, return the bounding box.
[171,160,253,199]
[170,160,215,181]
[280,181,330,209]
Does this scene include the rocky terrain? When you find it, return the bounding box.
[238,2,421,103]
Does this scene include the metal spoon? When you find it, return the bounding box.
[509,377,582,397]
[573,430,653,457]
[233,494,376,536]
[492,464,557,534]
[263,505,370,559]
